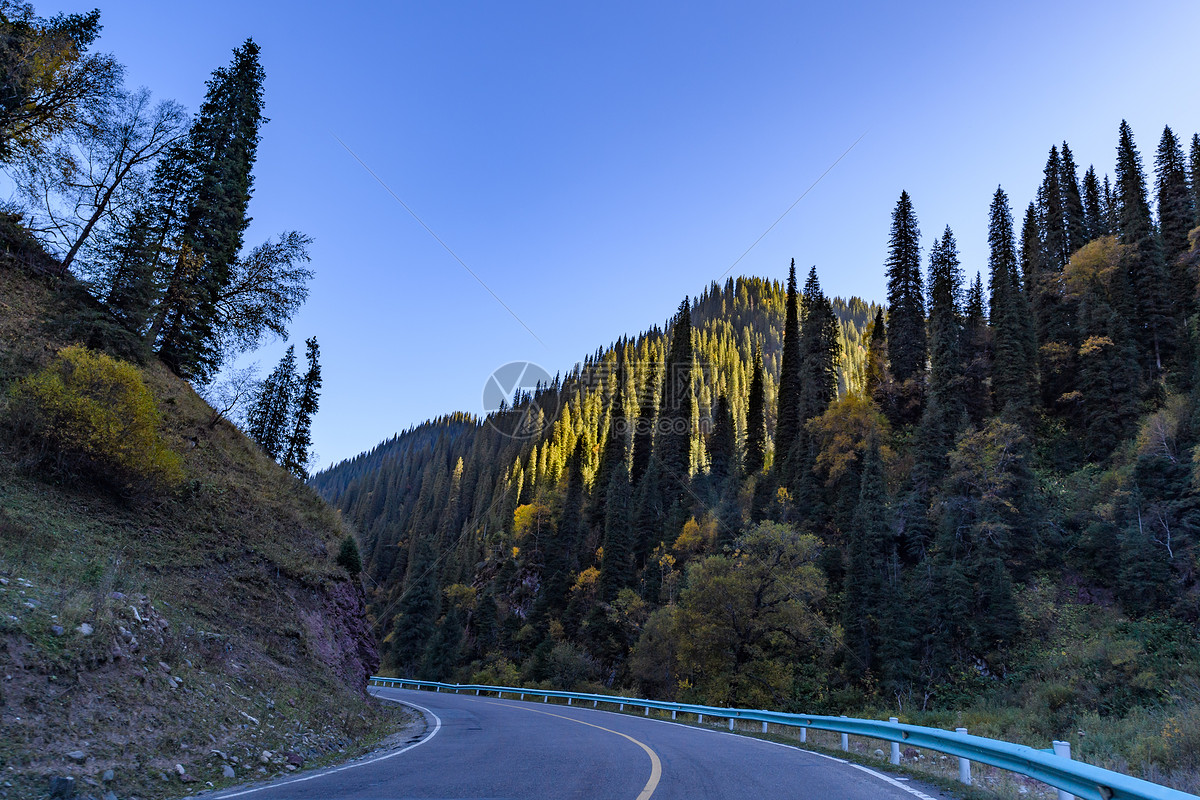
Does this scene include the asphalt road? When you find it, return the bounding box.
[211,686,958,800]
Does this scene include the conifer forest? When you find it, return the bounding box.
[314,122,1200,739]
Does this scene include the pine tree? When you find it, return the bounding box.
[1060,142,1086,257]
[103,207,157,337]
[1115,120,1173,376]
[282,336,320,479]
[391,536,439,674]
[656,299,695,531]
[246,345,296,460]
[151,40,266,382]
[629,362,658,486]
[798,266,840,422]
[1155,126,1196,307]
[1039,145,1068,271]
[1022,202,1075,410]
[917,227,965,479]
[1191,133,1200,227]
[864,307,890,408]
[590,362,627,527]
[962,273,991,427]
[1082,166,1107,242]
[885,191,926,386]
[843,434,893,679]
[988,188,1037,417]
[598,461,634,603]
[708,393,737,486]
[743,347,766,475]
[775,260,802,472]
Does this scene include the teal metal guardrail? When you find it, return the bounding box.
[368,676,1198,800]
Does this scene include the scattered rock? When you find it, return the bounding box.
[67,750,87,762]
[103,792,118,800]
[240,711,260,726]
[873,748,885,758]
[76,623,94,636]
[222,765,235,779]
[49,775,75,798]
[260,750,272,764]
[51,624,65,636]
[101,769,114,783]
[285,752,303,766]
[902,747,919,759]
[159,661,171,673]
[23,600,38,609]
[109,591,125,600]
[285,764,296,771]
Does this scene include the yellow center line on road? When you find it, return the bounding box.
[479,699,662,800]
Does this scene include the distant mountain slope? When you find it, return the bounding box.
[311,276,878,651]
[0,222,395,800]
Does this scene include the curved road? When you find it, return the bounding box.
[212,687,956,800]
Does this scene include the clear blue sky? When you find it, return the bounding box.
[61,0,1200,468]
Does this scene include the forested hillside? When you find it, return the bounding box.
[314,119,1200,785]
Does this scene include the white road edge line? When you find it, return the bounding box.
[211,694,442,798]
[459,693,937,800]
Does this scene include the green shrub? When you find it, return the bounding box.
[6,345,183,490]
[336,535,362,575]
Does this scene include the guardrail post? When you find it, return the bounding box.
[593,699,598,707]
[520,693,525,700]
[475,689,480,695]
[729,718,735,731]
[890,718,901,765]
[1052,741,1074,800]
[671,710,676,719]
[543,695,548,703]
[956,728,972,785]
[644,706,650,716]
[800,727,806,743]
[698,713,704,724]
[619,703,624,711]
[841,716,849,751]
[762,721,768,733]
[567,697,572,706]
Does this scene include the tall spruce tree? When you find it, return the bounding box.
[246,344,295,460]
[1081,166,1107,242]
[988,187,1036,417]
[962,272,992,431]
[590,362,627,527]
[1060,142,1086,257]
[282,336,321,479]
[798,266,840,422]
[708,393,737,486]
[1155,126,1195,304]
[1039,145,1069,271]
[843,434,894,679]
[775,260,802,473]
[885,191,926,387]
[1191,133,1200,227]
[598,461,634,603]
[150,40,266,383]
[629,362,658,486]
[655,299,695,532]
[743,347,766,475]
[1115,120,1173,376]
[918,227,965,472]
[1022,202,1075,410]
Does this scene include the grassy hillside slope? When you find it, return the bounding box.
[0,224,399,800]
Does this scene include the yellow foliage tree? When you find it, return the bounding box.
[7,345,183,490]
